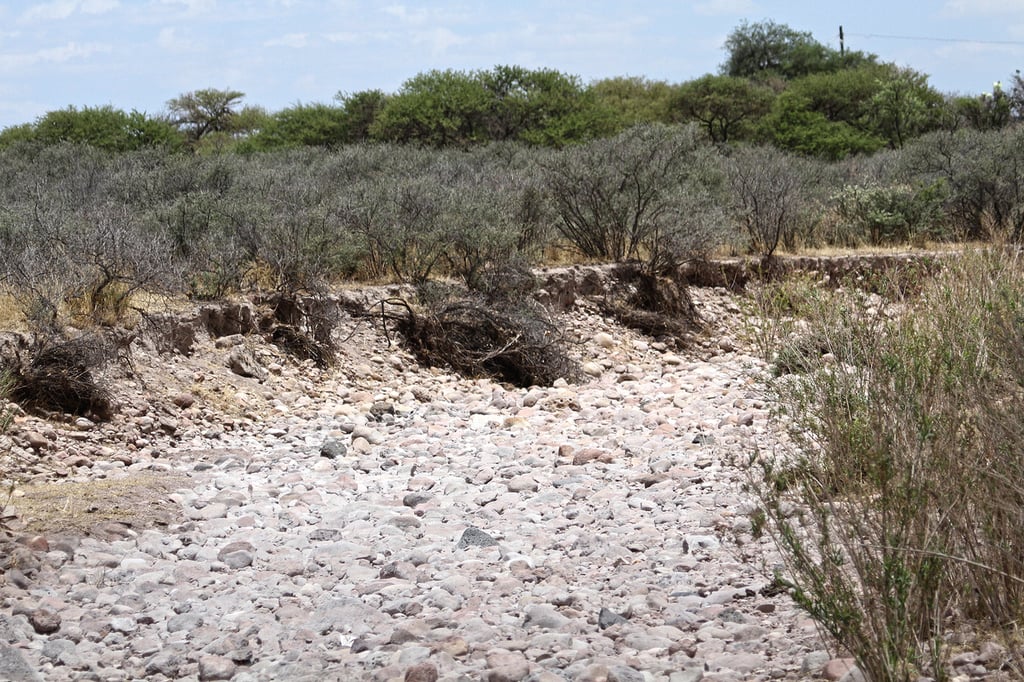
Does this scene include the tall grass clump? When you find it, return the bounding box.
[752,248,1024,681]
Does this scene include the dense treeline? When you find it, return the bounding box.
[2,21,1023,158]
[4,119,1024,331]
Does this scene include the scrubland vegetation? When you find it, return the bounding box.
[747,250,1024,681]
[2,19,1024,681]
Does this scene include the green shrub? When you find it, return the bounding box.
[752,249,1024,681]
[545,123,729,270]
[832,181,948,246]
[899,127,1024,241]
[726,145,816,258]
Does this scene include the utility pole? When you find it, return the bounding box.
[839,25,845,56]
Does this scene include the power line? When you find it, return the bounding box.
[847,32,1024,47]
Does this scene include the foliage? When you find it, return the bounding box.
[764,66,890,159]
[335,89,389,142]
[0,106,183,152]
[752,250,1024,681]
[589,76,675,129]
[722,20,876,81]
[166,88,262,149]
[671,74,774,143]
[950,73,1024,131]
[899,126,1024,240]
[870,68,946,149]
[243,102,349,150]
[370,69,489,147]
[727,145,814,258]
[0,123,36,148]
[833,181,949,245]
[370,65,611,148]
[545,123,729,270]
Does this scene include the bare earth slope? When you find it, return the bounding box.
[0,286,835,682]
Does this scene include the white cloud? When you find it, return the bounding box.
[158,0,216,16]
[413,26,464,55]
[942,0,1024,16]
[264,32,309,48]
[80,0,119,13]
[0,41,110,71]
[325,30,396,45]
[693,0,755,16]
[19,0,118,22]
[157,26,197,51]
[324,31,359,43]
[384,4,429,25]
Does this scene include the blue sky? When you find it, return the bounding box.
[2,0,1024,129]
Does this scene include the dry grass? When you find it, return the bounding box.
[751,248,1024,681]
[774,240,972,258]
[0,292,27,332]
[6,471,189,536]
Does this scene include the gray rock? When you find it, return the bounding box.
[369,401,395,419]
[146,650,185,677]
[198,654,237,681]
[608,665,645,682]
[309,528,343,542]
[524,604,570,630]
[801,650,831,675]
[109,616,137,634]
[457,527,499,549]
[167,613,204,633]
[0,643,42,681]
[669,669,705,682]
[598,607,629,629]
[320,438,347,459]
[404,661,439,682]
[0,615,26,644]
[403,492,433,508]
[228,346,267,381]
[218,541,256,569]
[28,608,60,635]
[41,638,79,667]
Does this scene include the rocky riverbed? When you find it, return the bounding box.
[0,285,852,681]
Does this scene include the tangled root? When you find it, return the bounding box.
[391,286,580,388]
[7,333,119,420]
[602,263,700,345]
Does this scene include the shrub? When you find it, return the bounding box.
[198,150,366,293]
[899,127,1024,241]
[726,145,815,259]
[545,123,729,270]
[832,181,949,246]
[0,145,184,329]
[751,249,1024,681]
[440,145,551,291]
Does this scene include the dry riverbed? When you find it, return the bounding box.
[0,286,849,682]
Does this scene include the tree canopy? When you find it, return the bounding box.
[722,20,877,81]
[671,74,774,143]
[0,21,1017,160]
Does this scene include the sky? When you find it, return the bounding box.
[2,0,1024,129]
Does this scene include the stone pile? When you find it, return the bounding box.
[0,287,862,681]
